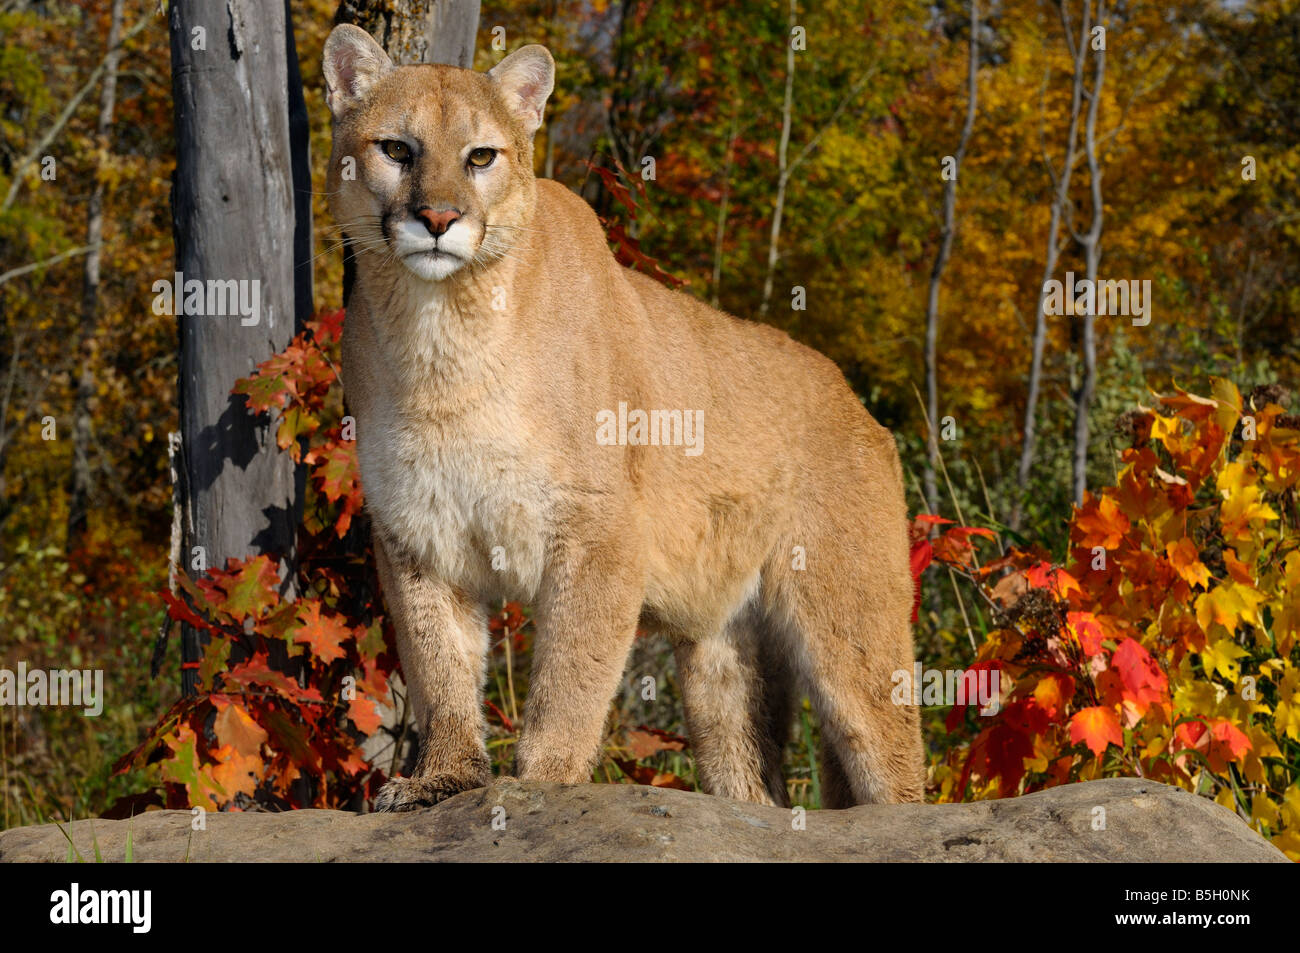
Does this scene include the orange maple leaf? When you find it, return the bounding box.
[209,743,262,803]
[1166,538,1211,589]
[211,695,269,756]
[1075,495,1131,549]
[1032,672,1076,719]
[1069,706,1123,758]
[347,695,382,735]
[289,603,352,662]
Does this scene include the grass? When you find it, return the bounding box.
[54,809,136,863]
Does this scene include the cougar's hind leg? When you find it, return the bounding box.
[675,599,791,805]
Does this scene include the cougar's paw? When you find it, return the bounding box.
[372,774,485,812]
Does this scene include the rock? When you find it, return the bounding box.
[0,777,1285,862]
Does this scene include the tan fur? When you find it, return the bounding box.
[322,25,924,811]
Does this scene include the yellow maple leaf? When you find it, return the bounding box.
[1195,582,1266,635]
[1199,635,1249,683]
[1210,377,1242,435]
[1272,830,1300,863]
[1218,461,1279,539]
[1279,783,1300,831]
[1275,668,1300,742]
[1251,792,1280,828]
[1243,725,1283,783]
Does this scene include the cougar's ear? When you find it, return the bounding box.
[487,45,555,136]
[323,24,393,118]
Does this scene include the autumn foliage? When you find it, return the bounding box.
[114,310,396,810]
[926,380,1300,860]
[122,300,1300,862]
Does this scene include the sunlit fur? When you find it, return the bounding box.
[323,25,923,812]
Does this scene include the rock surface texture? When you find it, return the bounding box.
[0,777,1286,862]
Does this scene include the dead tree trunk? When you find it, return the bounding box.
[334,0,480,67]
[169,0,312,694]
[66,0,125,552]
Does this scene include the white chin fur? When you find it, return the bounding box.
[401,250,467,281]
[392,218,477,281]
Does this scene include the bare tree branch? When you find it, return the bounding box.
[759,0,800,318]
[1071,0,1107,505]
[1,11,150,213]
[0,243,99,287]
[1011,0,1093,530]
[923,0,980,517]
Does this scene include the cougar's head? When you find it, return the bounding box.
[323,24,553,283]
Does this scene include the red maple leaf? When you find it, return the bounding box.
[1066,611,1106,655]
[613,759,693,791]
[909,536,932,623]
[307,440,363,537]
[309,308,345,345]
[1109,637,1169,717]
[1206,719,1251,773]
[160,589,215,632]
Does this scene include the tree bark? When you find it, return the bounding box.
[334,0,480,67]
[169,0,310,694]
[66,0,125,552]
[923,0,979,517]
[286,0,315,338]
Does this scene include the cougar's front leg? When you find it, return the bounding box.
[515,544,643,783]
[372,535,491,811]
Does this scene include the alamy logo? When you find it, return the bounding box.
[50,883,151,933]
[1043,270,1151,326]
[0,663,103,716]
[596,402,704,457]
[152,271,261,326]
[890,663,1002,715]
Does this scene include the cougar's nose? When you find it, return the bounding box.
[415,207,461,236]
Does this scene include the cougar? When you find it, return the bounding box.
[322,24,924,810]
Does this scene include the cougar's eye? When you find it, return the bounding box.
[467,147,497,169]
[379,140,411,163]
